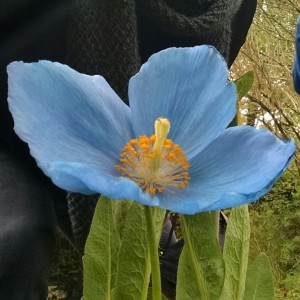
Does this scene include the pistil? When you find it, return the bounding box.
[151,118,170,171]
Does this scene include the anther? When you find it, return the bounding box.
[116,117,190,197]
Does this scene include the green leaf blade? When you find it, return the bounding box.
[113,203,165,300]
[176,212,225,300]
[82,196,121,300]
[220,205,251,300]
[244,253,275,300]
[234,71,254,101]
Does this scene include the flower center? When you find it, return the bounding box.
[116,118,190,196]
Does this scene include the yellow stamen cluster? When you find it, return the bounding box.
[116,118,190,197]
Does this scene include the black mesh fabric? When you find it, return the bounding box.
[137,0,242,62]
[67,193,98,253]
[66,0,141,250]
[65,0,140,102]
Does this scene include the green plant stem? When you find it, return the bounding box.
[144,206,162,300]
[210,210,220,240]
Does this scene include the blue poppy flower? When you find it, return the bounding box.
[293,16,300,95]
[7,46,295,214]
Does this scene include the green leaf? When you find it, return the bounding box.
[230,71,254,126]
[82,196,122,300]
[176,212,225,300]
[244,253,275,300]
[112,203,165,300]
[234,70,254,101]
[220,205,251,300]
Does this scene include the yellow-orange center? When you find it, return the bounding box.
[115,118,190,196]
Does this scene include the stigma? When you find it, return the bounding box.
[116,118,190,197]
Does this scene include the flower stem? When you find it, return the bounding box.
[210,210,220,240]
[144,206,162,300]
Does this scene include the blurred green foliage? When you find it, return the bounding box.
[48,232,83,300]
[249,167,300,299]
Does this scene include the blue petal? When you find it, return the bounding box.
[293,16,300,95]
[129,45,236,158]
[43,160,161,207]
[8,61,133,192]
[156,126,296,214]
[45,162,159,207]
